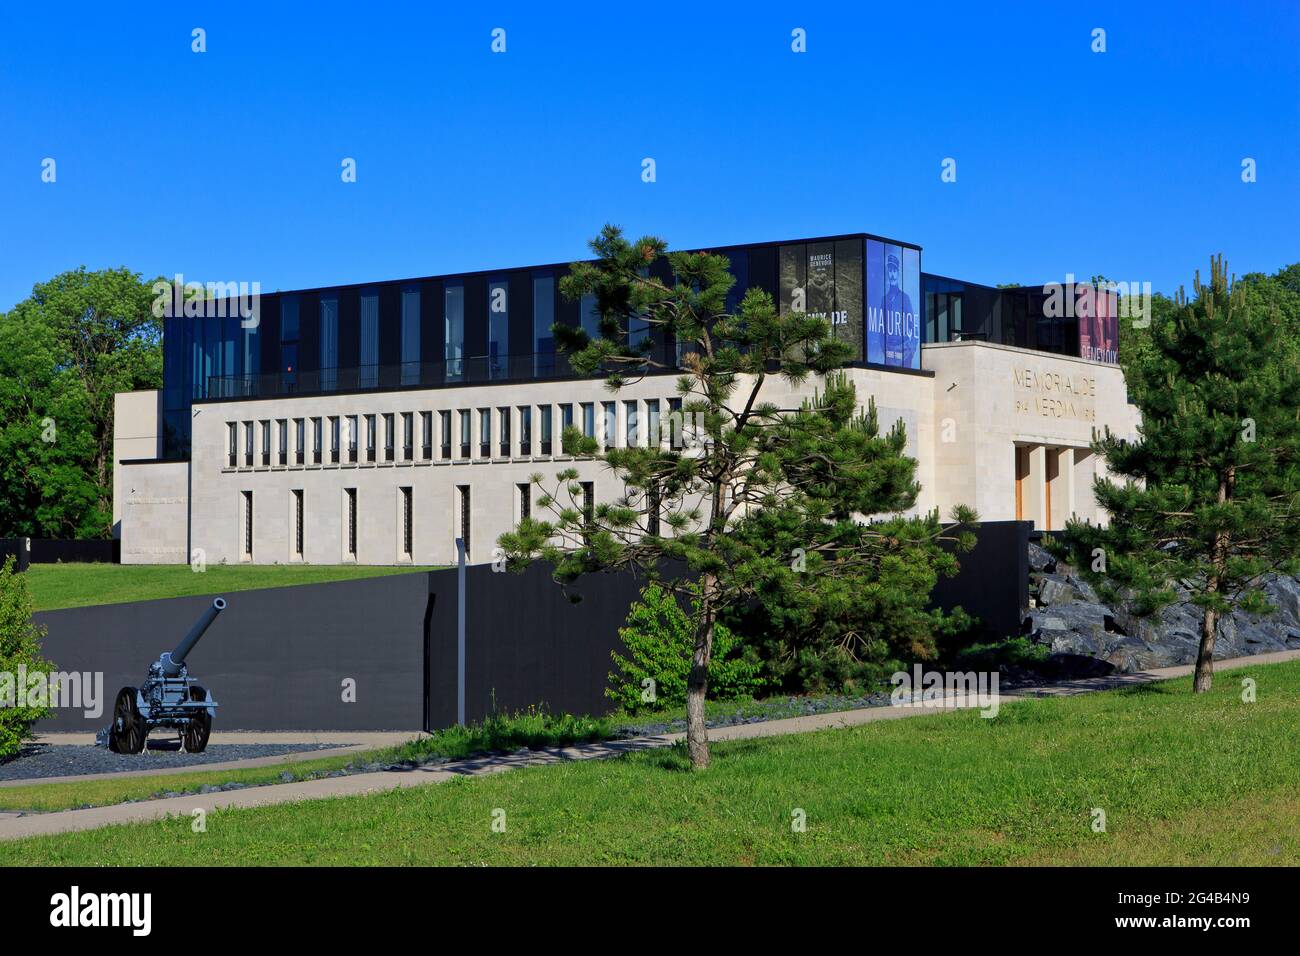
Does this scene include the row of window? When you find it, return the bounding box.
[224,397,687,470]
[236,480,605,562]
[286,273,654,390]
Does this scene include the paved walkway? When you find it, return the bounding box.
[2,648,1297,842]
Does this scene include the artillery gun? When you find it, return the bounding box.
[108,597,225,754]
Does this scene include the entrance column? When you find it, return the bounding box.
[1027,445,1047,530]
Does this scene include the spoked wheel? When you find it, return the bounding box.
[109,687,147,754]
[183,685,212,753]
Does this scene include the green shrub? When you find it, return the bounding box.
[0,557,53,758]
[398,704,614,762]
[608,584,765,713]
[952,636,1050,672]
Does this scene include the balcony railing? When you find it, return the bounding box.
[204,351,675,401]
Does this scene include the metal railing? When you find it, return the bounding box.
[204,351,673,401]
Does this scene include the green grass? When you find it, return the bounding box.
[0,709,615,813]
[4,660,1298,865]
[26,563,440,611]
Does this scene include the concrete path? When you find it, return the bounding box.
[1,731,427,790]
[2,648,1297,842]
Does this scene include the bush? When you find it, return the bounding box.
[398,704,613,762]
[0,557,53,758]
[952,636,1049,672]
[608,584,765,713]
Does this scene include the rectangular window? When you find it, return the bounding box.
[401,287,420,386]
[365,414,376,463]
[312,417,323,464]
[400,486,413,558]
[294,418,305,465]
[243,421,254,467]
[646,399,660,448]
[280,296,299,341]
[293,488,304,558]
[320,294,338,391]
[346,415,358,463]
[421,411,433,460]
[581,403,595,440]
[401,412,413,461]
[440,410,452,459]
[488,279,508,380]
[498,407,511,457]
[457,485,471,558]
[668,397,683,450]
[478,408,491,458]
[518,483,531,521]
[602,402,616,448]
[227,422,237,468]
[445,281,465,381]
[280,295,299,389]
[242,490,253,558]
[329,416,340,464]
[278,419,288,465]
[359,291,379,388]
[533,273,555,376]
[260,420,271,466]
[383,413,395,462]
[458,410,471,458]
[539,405,552,456]
[625,401,638,447]
[345,488,357,558]
[647,482,660,536]
[580,293,601,340]
[581,481,594,523]
[518,406,532,456]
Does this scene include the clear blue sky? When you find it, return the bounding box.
[1,0,1296,312]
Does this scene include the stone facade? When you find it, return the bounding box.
[115,341,1139,566]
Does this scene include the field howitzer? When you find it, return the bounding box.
[108,597,225,754]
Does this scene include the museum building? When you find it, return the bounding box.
[112,231,1140,566]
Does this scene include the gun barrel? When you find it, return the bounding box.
[163,597,226,675]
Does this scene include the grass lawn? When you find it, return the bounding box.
[26,563,440,611]
[3,660,1297,865]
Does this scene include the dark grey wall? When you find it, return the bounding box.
[32,521,1031,733]
[929,520,1031,639]
[427,562,650,728]
[35,572,430,732]
[1,538,119,568]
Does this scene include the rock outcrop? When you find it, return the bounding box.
[1024,542,1300,672]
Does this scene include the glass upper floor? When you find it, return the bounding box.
[158,231,1115,458]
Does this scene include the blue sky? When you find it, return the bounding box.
[1,0,1296,312]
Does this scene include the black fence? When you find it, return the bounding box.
[32,521,1031,733]
[34,573,431,733]
[929,520,1031,640]
[0,538,119,569]
[0,539,30,572]
[426,561,652,728]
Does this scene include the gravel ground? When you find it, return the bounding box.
[0,742,355,782]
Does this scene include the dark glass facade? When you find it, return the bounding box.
[920,274,1084,359]
[160,231,1109,459]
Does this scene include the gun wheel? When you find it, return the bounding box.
[183,685,212,753]
[109,687,146,754]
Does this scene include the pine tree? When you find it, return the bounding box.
[1057,256,1300,691]
[499,226,974,767]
